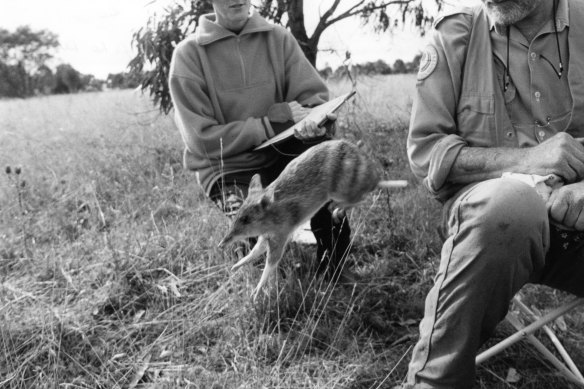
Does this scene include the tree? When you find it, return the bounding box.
[0,26,59,71]
[80,74,105,92]
[0,62,27,97]
[53,64,82,94]
[130,0,442,114]
[106,72,142,89]
[373,59,392,75]
[32,64,55,95]
[392,58,407,74]
[0,26,59,97]
[406,52,422,73]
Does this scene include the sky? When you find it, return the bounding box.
[0,0,477,80]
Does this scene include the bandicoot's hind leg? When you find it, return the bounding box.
[251,236,288,301]
[231,236,268,271]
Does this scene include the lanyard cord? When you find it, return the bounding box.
[505,26,510,92]
[552,0,564,78]
[504,0,563,92]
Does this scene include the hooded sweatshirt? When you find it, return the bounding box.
[169,11,329,194]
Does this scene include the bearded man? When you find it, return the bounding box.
[405,0,584,387]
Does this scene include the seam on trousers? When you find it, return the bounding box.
[411,186,474,379]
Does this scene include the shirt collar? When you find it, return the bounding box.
[196,11,274,46]
[489,0,569,35]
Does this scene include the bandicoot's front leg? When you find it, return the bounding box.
[231,236,268,271]
[251,236,287,301]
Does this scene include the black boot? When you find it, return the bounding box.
[310,204,352,280]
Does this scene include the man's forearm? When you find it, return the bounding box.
[448,147,529,184]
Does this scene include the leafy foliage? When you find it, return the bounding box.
[0,26,110,98]
[0,26,59,71]
[0,26,60,97]
[0,61,27,97]
[106,71,142,89]
[129,0,442,114]
[53,64,82,94]
[129,1,213,114]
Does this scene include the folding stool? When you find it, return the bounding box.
[476,294,584,387]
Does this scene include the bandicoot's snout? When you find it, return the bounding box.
[217,236,230,249]
[218,229,238,248]
[217,239,225,249]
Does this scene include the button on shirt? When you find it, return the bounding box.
[491,0,571,147]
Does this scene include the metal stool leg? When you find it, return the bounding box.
[476,297,584,387]
[513,297,584,383]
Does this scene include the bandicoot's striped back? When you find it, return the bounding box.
[274,140,406,207]
[318,140,381,205]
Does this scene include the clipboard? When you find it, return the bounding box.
[254,90,356,151]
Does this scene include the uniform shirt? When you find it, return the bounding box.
[407,0,584,202]
[491,0,571,147]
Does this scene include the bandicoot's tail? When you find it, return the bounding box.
[377,180,408,189]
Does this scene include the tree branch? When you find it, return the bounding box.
[318,0,345,25]
[326,0,414,27]
[309,0,346,45]
[329,0,366,22]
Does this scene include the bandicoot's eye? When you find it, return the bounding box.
[239,215,250,224]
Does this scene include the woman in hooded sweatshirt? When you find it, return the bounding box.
[169,0,352,279]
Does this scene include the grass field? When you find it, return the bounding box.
[1,74,583,388]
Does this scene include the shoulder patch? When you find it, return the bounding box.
[417,45,438,81]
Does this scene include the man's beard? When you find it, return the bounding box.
[482,0,540,26]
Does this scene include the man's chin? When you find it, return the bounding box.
[484,6,524,26]
[483,0,539,26]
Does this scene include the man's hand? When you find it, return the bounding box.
[522,133,584,183]
[547,181,584,230]
[293,113,337,141]
[287,101,311,123]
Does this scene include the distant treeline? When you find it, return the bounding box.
[319,54,422,80]
[0,25,420,99]
[0,62,142,98]
[0,26,141,98]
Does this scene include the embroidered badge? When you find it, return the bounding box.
[417,45,438,81]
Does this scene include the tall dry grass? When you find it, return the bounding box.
[1,77,583,388]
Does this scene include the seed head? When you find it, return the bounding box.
[5,166,11,175]
[15,166,21,175]
[20,180,26,188]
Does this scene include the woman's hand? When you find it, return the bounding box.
[293,112,337,141]
[287,101,311,123]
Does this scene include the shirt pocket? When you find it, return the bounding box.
[456,92,495,146]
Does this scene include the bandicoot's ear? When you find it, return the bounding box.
[260,193,272,209]
[249,174,263,192]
